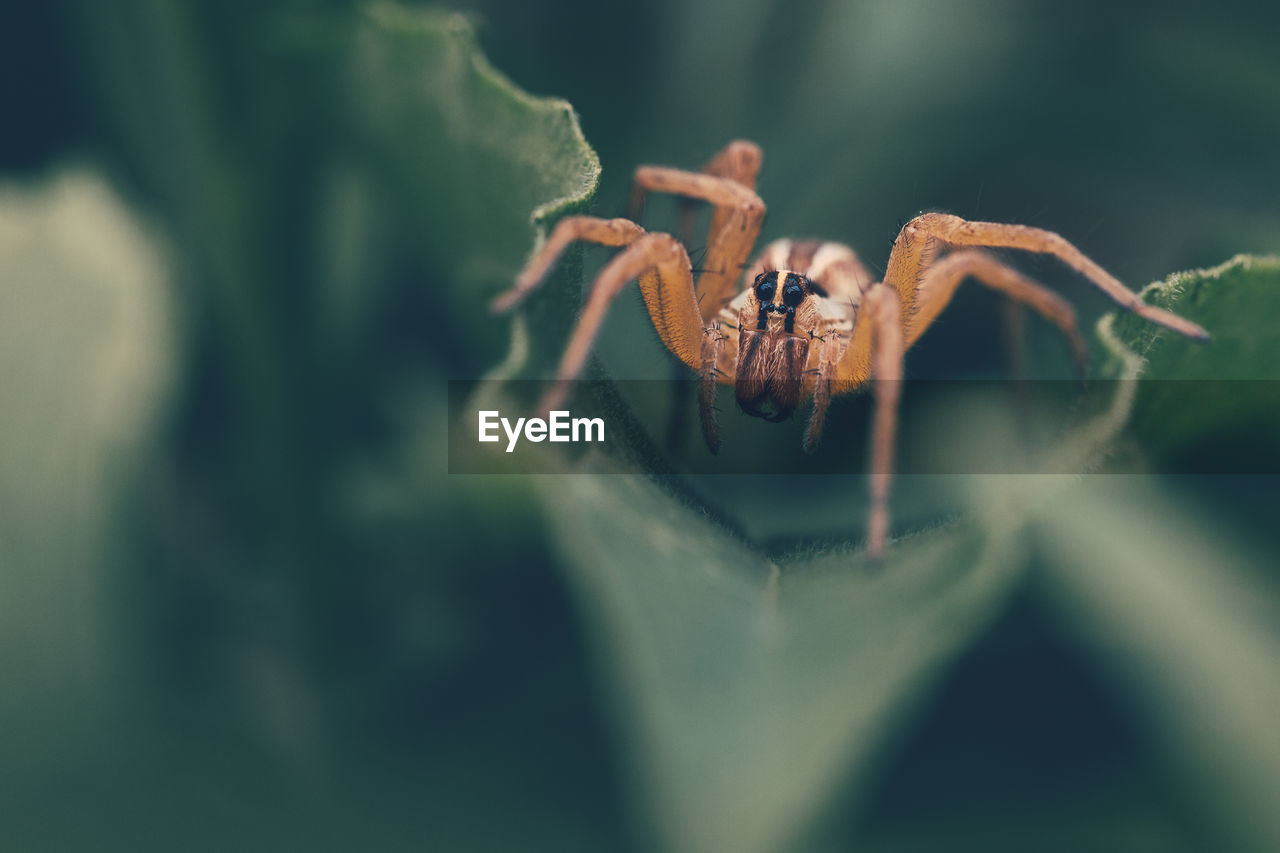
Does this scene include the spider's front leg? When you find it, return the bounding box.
[885,213,1210,342]
[820,284,908,563]
[796,242,872,452]
[698,320,729,453]
[491,215,715,428]
[862,285,905,563]
[490,216,643,313]
[820,283,904,563]
[802,319,848,453]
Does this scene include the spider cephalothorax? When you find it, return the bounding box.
[492,140,1208,561]
[733,271,824,421]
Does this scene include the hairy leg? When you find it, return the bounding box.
[490,216,643,313]
[908,248,1087,373]
[700,139,763,189]
[698,321,728,453]
[492,217,706,418]
[629,149,766,320]
[803,320,846,453]
[863,284,905,564]
[796,241,869,451]
[885,213,1209,342]
[534,233,703,416]
[822,283,904,561]
[679,140,764,248]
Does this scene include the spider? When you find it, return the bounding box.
[490,140,1209,561]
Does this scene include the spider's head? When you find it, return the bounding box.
[733,271,820,421]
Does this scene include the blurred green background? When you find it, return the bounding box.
[2,1,1279,851]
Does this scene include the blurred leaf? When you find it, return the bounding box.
[1033,478,1280,853]
[1028,263,1280,850]
[0,168,173,739]
[544,462,1027,853]
[70,2,604,507]
[19,1,1278,851]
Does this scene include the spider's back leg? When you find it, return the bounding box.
[630,142,766,323]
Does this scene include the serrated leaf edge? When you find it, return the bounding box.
[364,2,601,241]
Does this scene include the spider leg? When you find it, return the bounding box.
[490,216,643,313]
[797,238,880,450]
[885,213,1209,341]
[698,320,728,453]
[863,284,905,563]
[529,232,705,417]
[812,282,902,562]
[700,139,764,190]
[629,149,766,321]
[678,140,763,249]
[803,318,849,452]
[1001,299,1030,381]
[908,249,1088,374]
[494,214,721,447]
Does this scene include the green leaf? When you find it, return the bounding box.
[352,4,600,266]
[0,168,174,729]
[1033,478,1280,853]
[544,462,1026,853]
[1026,262,1280,850]
[1102,255,1280,472]
[349,3,600,368]
[1109,254,1280,379]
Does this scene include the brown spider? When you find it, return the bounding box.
[491,140,1209,561]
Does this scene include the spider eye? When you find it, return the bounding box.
[755,275,777,303]
[782,278,805,307]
